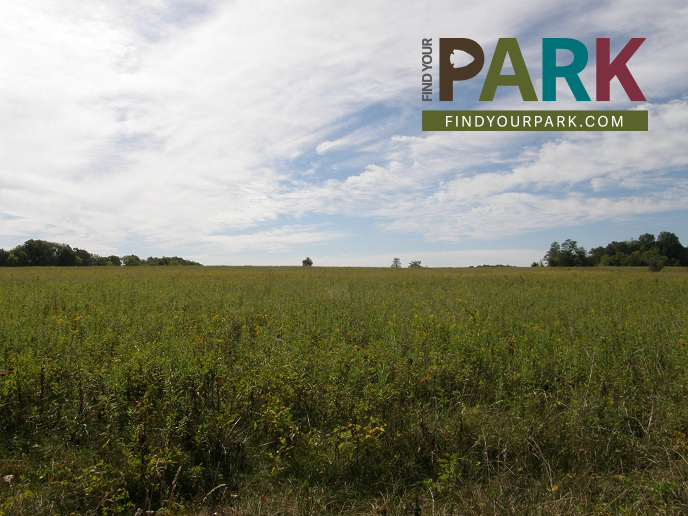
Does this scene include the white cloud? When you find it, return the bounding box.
[361,101,688,241]
[271,99,687,246]
[203,225,348,254]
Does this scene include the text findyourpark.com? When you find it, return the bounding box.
[421,37,645,102]
[421,109,647,132]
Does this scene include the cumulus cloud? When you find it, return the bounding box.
[313,100,688,242]
[204,225,348,254]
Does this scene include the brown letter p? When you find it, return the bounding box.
[439,38,485,101]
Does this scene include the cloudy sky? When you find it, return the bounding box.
[1,0,686,266]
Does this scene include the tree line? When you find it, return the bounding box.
[541,231,687,268]
[0,239,201,267]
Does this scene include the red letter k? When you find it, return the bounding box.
[596,38,646,101]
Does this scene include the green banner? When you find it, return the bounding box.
[422,110,648,131]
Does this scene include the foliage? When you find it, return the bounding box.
[143,256,201,266]
[0,240,202,267]
[391,258,401,268]
[408,260,423,268]
[648,255,666,272]
[545,239,589,267]
[546,231,687,267]
[0,239,86,267]
[122,254,142,266]
[1,266,687,513]
[302,257,313,267]
[108,255,123,267]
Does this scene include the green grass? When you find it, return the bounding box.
[1,266,687,514]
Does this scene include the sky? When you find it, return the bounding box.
[1,0,687,267]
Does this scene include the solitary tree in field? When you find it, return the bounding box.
[302,257,313,267]
[408,260,423,268]
[391,257,401,268]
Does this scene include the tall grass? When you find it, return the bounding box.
[1,266,687,514]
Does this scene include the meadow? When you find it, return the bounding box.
[1,266,687,514]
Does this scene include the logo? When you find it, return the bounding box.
[421,38,648,131]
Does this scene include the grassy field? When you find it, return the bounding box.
[1,266,687,514]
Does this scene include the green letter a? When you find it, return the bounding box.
[479,38,537,101]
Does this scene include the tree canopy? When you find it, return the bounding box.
[544,231,686,267]
[0,240,202,267]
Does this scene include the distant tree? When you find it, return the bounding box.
[637,232,656,251]
[21,239,57,266]
[92,255,110,266]
[302,257,313,267]
[391,258,402,268]
[544,242,562,267]
[408,260,423,268]
[142,256,201,266]
[588,246,606,265]
[122,255,142,266]
[604,240,629,259]
[8,239,80,266]
[562,239,588,266]
[545,240,588,267]
[57,246,78,266]
[648,255,665,272]
[657,231,686,266]
[11,247,29,266]
[6,252,20,267]
[544,231,686,267]
[73,248,93,266]
[0,240,201,267]
[625,251,644,267]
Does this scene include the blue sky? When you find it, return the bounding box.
[1,0,687,266]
